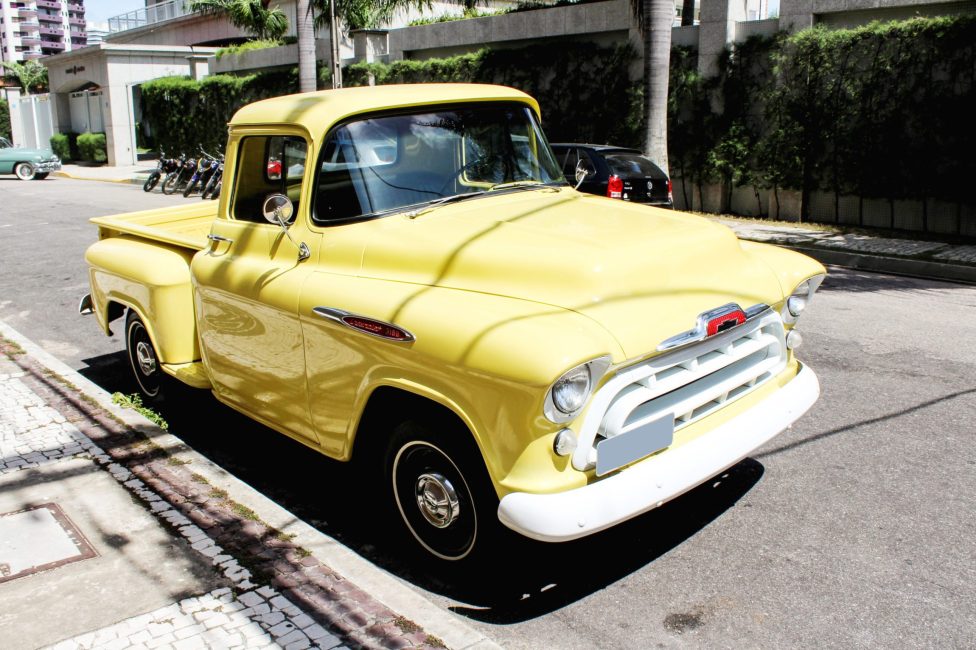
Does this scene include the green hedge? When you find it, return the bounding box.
[50,133,70,160]
[141,70,301,155]
[0,99,10,141]
[77,132,107,163]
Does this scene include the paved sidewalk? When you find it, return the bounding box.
[0,323,498,650]
[713,217,976,284]
[54,164,156,184]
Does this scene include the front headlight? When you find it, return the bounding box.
[782,274,824,324]
[544,356,611,423]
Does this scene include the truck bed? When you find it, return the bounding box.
[90,201,217,251]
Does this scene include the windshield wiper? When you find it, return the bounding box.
[487,180,560,192]
[405,191,487,219]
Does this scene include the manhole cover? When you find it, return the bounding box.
[0,503,97,584]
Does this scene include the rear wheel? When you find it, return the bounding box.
[161,172,180,195]
[14,162,35,180]
[386,418,497,562]
[125,311,164,401]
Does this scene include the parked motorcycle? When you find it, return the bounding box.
[183,150,220,198]
[143,152,179,192]
[161,153,196,195]
[201,154,224,200]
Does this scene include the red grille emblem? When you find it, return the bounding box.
[706,309,746,336]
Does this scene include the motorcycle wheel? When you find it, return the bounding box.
[182,177,199,198]
[143,172,161,192]
[161,172,180,195]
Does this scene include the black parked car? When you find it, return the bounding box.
[551,143,673,208]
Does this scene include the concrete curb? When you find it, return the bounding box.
[0,319,500,650]
[741,240,976,285]
[53,169,146,185]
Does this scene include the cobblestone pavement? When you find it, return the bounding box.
[0,342,447,650]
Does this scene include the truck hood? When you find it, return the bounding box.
[357,188,786,359]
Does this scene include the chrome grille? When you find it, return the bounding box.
[571,309,787,473]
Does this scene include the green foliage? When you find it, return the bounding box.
[189,0,288,41]
[409,7,498,26]
[345,42,641,146]
[77,132,107,163]
[215,39,284,59]
[0,99,10,140]
[50,133,71,161]
[141,72,299,154]
[668,15,976,224]
[1,60,48,95]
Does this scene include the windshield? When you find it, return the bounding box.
[313,104,565,223]
[0,137,11,149]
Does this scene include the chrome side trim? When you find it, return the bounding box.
[657,303,770,352]
[312,307,416,343]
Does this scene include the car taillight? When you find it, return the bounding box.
[607,175,623,199]
[667,178,673,203]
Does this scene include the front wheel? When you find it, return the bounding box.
[386,419,497,562]
[182,177,199,198]
[143,172,161,192]
[125,311,164,401]
[14,162,35,181]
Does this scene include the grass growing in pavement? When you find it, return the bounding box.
[111,392,169,430]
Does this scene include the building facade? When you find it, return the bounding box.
[0,0,87,63]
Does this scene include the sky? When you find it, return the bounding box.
[84,0,144,25]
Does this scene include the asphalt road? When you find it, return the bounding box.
[2,177,974,648]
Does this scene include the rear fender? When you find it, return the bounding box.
[85,236,199,364]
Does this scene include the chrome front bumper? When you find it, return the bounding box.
[36,160,62,172]
[496,363,820,542]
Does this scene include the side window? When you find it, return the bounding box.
[233,135,308,224]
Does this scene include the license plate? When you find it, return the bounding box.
[595,415,674,476]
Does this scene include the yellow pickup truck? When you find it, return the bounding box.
[81,84,824,562]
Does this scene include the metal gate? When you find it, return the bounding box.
[68,89,104,134]
[10,93,55,149]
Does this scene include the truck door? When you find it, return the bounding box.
[191,132,320,445]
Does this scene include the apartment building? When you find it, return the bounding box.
[0,0,87,63]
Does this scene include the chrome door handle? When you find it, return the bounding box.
[207,234,234,244]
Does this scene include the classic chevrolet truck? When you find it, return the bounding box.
[81,84,824,562]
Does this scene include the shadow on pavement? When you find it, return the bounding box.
[76,350,764,623]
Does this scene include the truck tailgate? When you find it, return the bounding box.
[90,201,217,251]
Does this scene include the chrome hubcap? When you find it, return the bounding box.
[135,341,156,375]
[415,472,460,528]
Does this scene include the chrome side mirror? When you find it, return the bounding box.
[262,194,309,261]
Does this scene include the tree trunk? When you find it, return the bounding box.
[681,0,695,26]
[643,0,672,174]
[297,0,316,93]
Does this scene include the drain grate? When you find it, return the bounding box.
[0,502,97,584]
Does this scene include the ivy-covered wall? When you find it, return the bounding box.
[343,42,642,147]
[139,15,975,231]
[669,15,976,227]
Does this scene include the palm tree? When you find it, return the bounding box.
[189,0,288,42]
[296,0,316,92]
[630,0,674,174]
[1,60,48,96]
